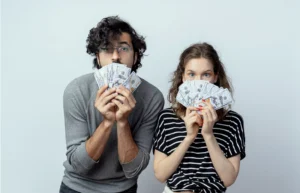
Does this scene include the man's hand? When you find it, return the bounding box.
[112,85,136,123]
[94,85,118,123]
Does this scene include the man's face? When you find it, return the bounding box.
[96,32,137,68]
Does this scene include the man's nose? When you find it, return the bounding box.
[111,49,120,62]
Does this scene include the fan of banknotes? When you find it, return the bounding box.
[94,63,141,92]
[176,80,233,110]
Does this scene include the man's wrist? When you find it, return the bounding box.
[102,119,114,129]
[117,119,129,128]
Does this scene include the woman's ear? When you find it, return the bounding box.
[214,74,219,83]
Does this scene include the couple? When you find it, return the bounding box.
[59,16,245,193]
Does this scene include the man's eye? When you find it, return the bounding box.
[100,47,108,51]
[120,47,129,51]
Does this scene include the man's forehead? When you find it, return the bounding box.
[107,32,132,45]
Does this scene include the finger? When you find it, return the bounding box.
[127,94,136,108]
[115,95,128,105]
[197,105,211,112]
[189,112,200,122]
[96,84,108,100]
[112,99,123,109]
[118,85,125,90]
[186,115,195,125]
[100,92,118,106]
[98,88,117,103]
[99,88,117,102]
[121,84,137,104]
[202,99,217,121]
[203,98,214,108]
[131,94,136,104]
[189,116,196,124]
[186,106,198,115]
[197,100,205,108]
[191,115,201,126]
[197,99,212,110]
[202,110,208,122]
[196,115,203,126]
[118,86,136,107]
[186,107,191,115]
[103,102,115,111]
[187,111,197,119]
[127,99,135,109]
[116,86,130,98]
[117,86,136,106]
[205,109,213,122]
[211,108,218,121]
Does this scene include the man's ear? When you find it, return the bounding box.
[96,55,100,65]
[134,52,137,64]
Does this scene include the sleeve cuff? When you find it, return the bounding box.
[121,149,145,174]
[76,142,98,170]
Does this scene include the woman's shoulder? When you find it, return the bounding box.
[158,107,178,120]
[225,110,243,122]
[221,110,244,129]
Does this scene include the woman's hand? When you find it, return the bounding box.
[198,99,218,138]
[182,107,203,142]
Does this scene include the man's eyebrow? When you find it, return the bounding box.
[118,41,130,46]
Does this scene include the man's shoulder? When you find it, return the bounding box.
[66,73,95,88]
[137,78,164,100]
[63,73,96,98]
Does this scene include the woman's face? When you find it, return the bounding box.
[182,58,218,83]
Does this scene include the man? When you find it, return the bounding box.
[59,16,164,193]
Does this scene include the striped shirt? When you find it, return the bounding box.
[153,108,246,193]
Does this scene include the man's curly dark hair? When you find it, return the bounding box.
[86,16,146,72]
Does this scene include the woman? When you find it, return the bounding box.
[153,43,246,193]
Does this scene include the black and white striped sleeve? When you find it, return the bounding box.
[226,113,246,160]
[153,112,169,155]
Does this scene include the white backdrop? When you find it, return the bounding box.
[2,0,300,193]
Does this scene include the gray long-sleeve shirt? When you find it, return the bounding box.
[61,73,164,193]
